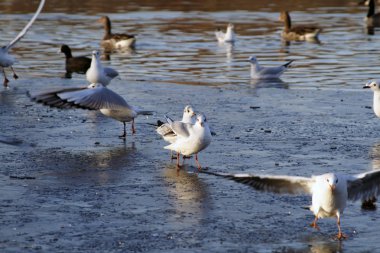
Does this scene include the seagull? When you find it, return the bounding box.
[157,105,196,144]
[28,83,153,139]
[279,11,322,41]
[98,16,136,50]
[363,80,380,118]
[164,113,212,171]
[249,56,293,80]
[86,50,119,86]
[215,23,236,43]
[60,45,91,78]
[202,170,380,240]
[0,0,45,87]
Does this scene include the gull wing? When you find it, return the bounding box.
[6,0,46,50]
[203,171,314,195]
[165,115,191,138]
[215,29,225,42]
[347,170,380,201]
[104,67,119,79]
[57,86,129,110]
[156,123,174,137]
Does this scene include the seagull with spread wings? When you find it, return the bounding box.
[203,170,380,239]
[0,0,45,87]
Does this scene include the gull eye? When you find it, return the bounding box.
[336,179,338,183]
[326,179,329,182]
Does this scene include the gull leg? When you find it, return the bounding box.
[119,122,126,139]
[2,68,9,87]
[131,119,136,134]
[176,152,180,170]
[310,216,319,230]
[336,215,347,240]
[195,154,202,171]
[10,66,18,79]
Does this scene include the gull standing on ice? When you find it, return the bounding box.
[29,83,152,139]
[0,0,45,87]
[164,114,212,171]
[215,23,236,43]
[203,170,380,239]
[249,56,293,80]
[157,105,196,144]
[363,80,380,117]
[86,50,119,86]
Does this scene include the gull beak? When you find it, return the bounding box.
[192,112,196,117]
[330,185,336,191]
[200,122,204,127]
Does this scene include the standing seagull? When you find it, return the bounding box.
[363,80,380,117]
[249,56,293,80]
[215,23,236,43]
[0,0,45,87]
[28,83,153,139]
[157,105,196,144]
[203,170,380,239]
[164,114,212,171]
[86,50,119,86]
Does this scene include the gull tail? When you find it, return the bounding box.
[283,60,294,68]
[136,109,154,116]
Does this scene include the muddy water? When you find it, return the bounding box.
[1,0,380,252]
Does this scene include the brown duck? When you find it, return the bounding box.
[98,16,136,50]
[279,11,321,41]
[60,45,91,78]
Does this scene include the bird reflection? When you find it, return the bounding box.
[281,37,321,46]
[216,42,234,64]
[249,78,289,96]
[101,47,137,61]
[162,164,210,226]
[276,236,343,253]
[40,143,137,185]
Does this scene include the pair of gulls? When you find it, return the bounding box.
[156,106,212,171]
[216,25,293,79]
[30,50,152,138]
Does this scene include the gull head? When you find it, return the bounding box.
[323,173,339,192]
[184,105,196,117]
[363,80,380,92]
[196,114,207,127]
[227,23,235,30]
[92,50,100,58]
[248,56,258,64]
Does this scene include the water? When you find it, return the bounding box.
[1,1,380,252]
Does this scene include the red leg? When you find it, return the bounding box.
[2,68,9,87]
[336,216,347,240]
[195,154,202,171]
[10,66,18,79]
[176,152,180,169]
[310,216,319,230]
[131,119,136,134]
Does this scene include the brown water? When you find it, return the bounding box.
[1,1,380,252]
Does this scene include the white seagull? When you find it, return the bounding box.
[215,23,236,43]
[164,113,212,170]
[363,80,380,118]
[202,170,380,240]
[86,50,119,86]
[29,83,153,139]
[0,0,45,87]
[156,105,196,144]
[249,56,293,80]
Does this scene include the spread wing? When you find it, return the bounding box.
[202,171,314,195]
[347,170,380,201]
[6,0,46,50]
[30,85,130,110]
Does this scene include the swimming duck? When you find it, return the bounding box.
[98,16,136,50]
[365,0,380,27]
[60,45,91,78]
[279,11,321,41]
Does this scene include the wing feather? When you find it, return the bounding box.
[347,170,380,201]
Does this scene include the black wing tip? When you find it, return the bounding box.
[283,60,294,68]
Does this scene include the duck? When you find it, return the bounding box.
[0,0,45,87]
[279,11,321,41]
[60,45,91,78]
[365,0,380,27]
[98,16,136,50]
[215,23,236,43]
